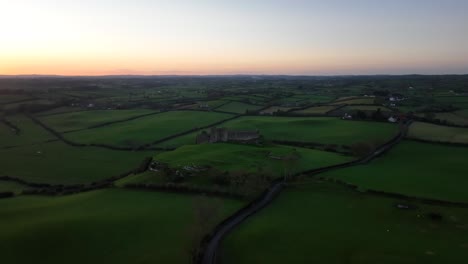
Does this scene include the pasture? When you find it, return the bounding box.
[0,141,154,184]
[435,96,468,108]
[40,109,158,132]
[430,112,468,126]
[0,180,32,194]
[0,189,243,264]
[332,97,376,105]
[345,105,393,112]
[408,122,468,144]
[155,143,354,177]
[220,116,398,145]
[321,141,468,203]
[66,111,233,147]
[222,180,468,264]
[216,101,262,114]
[260,106,292,115]
[0,115,56,148]
[291,105,337,115]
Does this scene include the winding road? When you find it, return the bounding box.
[200,121,411,264]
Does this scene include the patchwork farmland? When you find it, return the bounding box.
[1,75,468,264]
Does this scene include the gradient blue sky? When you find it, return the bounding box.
[1,0,467,75]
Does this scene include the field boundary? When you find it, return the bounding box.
[59,110,165,134]
[3,157,152,196]
[27,114,174,151]
[405,137,468,148]
[313,176,468,208]
[1,118,21,135]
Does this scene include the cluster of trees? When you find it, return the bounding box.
[354,108,388,121]
[349,140,385,157]
[0,192,14,198]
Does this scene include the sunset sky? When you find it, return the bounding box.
[1,0,467,76]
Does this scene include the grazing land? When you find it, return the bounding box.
[260,106,292,115]
[320,141,468,203]
[216,101,262,114]
[222,181,468,264]
[40,109,158,132]
[0,115,56,148]
[0,189,243,264]
[420,111,468,126]
[0,141,154,184]
[221,116,398,145]
[408,122,468,144]
[291,105,337,115]
[65,111,233,147]
[155,143,354,177]
[332,97,376,105]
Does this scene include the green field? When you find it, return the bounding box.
[216,101,262,114]
[40,109,158,132]
[435,96,468,108]
[332,97,376,105]
[0,189,243,264]
[0,94,33,104]
[222,180,468,264]
[346,105,393,112]
[291,105,337,115]
[290,94,334,103]
[408,122,468,144]
[2,99,54,111]
[430,112,468,126]
[260,106,292,115]
[220,116,398,145]
[66,111,233,147]
[321,141,468,203]
[155,143,354,177]
[0,115,56,148]
[36,107,84,116]
[0,180,33,194]
[0,141,154,184]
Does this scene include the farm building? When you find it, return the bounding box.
[196,127,260,144]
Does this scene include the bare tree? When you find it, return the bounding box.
[185,197,222,262]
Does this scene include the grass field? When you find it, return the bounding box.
[66,111,233,147]
[291,105,337,115]
[321,141,468,203]
[435,96,468,108]
[345,105,393,112]
[36,107,84,116]
[290,94,334,103]
[40,109,158,132]
[220,116,398,145]
[0,189,243,264]
[154,143,354,177]
[260,106,292,115]
[332,97,376,105]
[0,141,154,184]
[216,101,262,114]
[0,180,33,194]
[2,99,54,111]
[0,115,56,148]
[222,180,468,264]
[0,94,33,104]
[408,122,468,144]
[430,112,468,126]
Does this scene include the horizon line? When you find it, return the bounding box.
[1,73,468,78]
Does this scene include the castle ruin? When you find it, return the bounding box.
[196,127,260,144]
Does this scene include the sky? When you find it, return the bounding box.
[0,0,467,76]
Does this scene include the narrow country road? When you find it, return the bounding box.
[200,121,411,264]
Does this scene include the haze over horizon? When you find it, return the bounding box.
[1,0,467,76]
